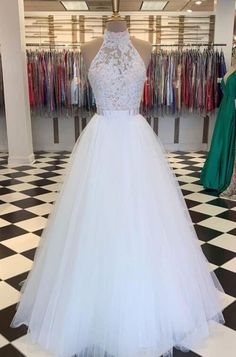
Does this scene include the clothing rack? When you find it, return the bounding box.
[25,42,227,49]
[1,44,227,116]
[26,43,82,49]
[152,43,227,47]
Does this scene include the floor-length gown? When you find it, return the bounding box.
[200,71,236,193]
[11,29,225,357]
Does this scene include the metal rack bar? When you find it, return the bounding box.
[152,43,227,47]
[25,42,227,48]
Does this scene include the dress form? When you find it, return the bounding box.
[200,62,236,193]
[10,9,225,355]
[220,65,236,200]
[81,18,152,73]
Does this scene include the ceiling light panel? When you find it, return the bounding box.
[61,1,88,11]
[141,1,168,11]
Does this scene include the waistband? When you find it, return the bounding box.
[96,108,140,116]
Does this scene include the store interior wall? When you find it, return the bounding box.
[0,3,235,154]
[29,114,215,152]
[0,0,34,165]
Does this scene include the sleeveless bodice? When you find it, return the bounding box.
[221,70,236,99]
[88,29,146,111]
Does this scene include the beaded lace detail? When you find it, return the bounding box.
[88,29,146,111]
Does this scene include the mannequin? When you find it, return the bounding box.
[200,60,236,194]
[81,17,152,73]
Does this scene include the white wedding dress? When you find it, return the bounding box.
[11,29,225,357]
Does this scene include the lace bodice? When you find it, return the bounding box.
[88,29,146,111]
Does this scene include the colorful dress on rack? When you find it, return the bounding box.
[200,70,236,193]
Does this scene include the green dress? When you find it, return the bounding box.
[200,71,236,193]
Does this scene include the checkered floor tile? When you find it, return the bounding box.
[0,151,235,357]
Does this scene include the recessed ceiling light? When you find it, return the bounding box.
[141,1,168,11]
[187,9,193,12]
[195,0,202,4]
[61,1,88,11]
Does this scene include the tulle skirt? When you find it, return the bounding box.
[11,110,225,357]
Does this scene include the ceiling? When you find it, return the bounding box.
[24,0,215,12]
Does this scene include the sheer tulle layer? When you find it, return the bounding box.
[11,112,225,357]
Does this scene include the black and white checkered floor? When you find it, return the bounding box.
[0,151,235,357]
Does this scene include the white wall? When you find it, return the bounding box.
[0,0,34,165]
[214,0,235,68]
[0,112,216,153]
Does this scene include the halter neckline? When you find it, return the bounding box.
[104,28,130,42]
